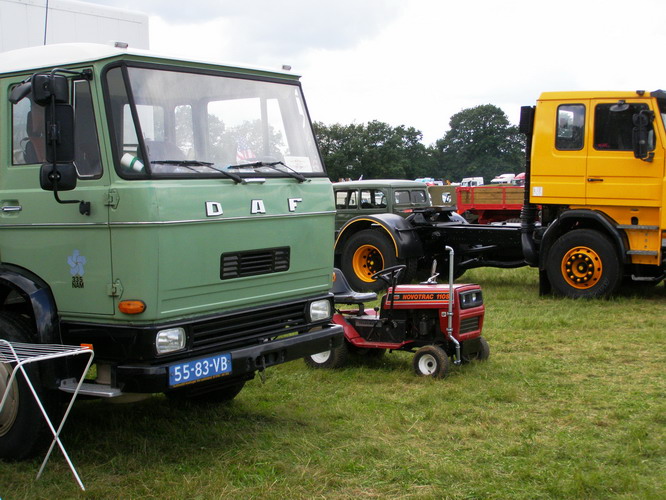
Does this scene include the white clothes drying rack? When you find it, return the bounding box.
[0,340,94,491]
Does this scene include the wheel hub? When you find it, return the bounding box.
[352,244,384,282]
[417,354,437,375]
[562,246,602,289]
[0,363,19,437]
[310,351,332,364]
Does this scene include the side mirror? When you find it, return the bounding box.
[519,106,535,135]
[633,109,655,162]
[45,103,75,163]
[40,163,78,192]
[32,74,69,105]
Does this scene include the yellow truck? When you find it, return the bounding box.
[336,90,666,298]
[520,90,665,297]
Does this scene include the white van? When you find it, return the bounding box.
[460,177,484,187]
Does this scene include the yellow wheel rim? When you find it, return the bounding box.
[561,246,602,289]
[352,244,384,282]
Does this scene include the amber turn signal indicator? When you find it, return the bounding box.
[118,300,146,314]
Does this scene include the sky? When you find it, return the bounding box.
[80,0,666,145]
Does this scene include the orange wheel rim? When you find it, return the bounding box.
[561,246,602,289]
[352,245,384,282]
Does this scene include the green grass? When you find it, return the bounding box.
[2,267,665,499]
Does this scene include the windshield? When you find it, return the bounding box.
[105,65,324,178]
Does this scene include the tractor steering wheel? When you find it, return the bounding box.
[371,264,406,285]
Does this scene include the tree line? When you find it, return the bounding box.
[314,104,526,183]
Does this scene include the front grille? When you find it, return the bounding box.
[220,247,290,280]
[460,316,480,334]
[191,300,307,352]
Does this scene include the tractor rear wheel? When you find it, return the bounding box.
[341,229,415,292]
[412,345,450,378]
[461,336,490,363]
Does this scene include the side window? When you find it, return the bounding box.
[374,190,387,208]
[411,190,427,203]
[394,190,411,205]
[335,190,357,209]
[73,80,102,178]
[594,102,652,151]
[12,95,45,165]
[360,189,386,208]
[12,78,102,178]
[556,104,585,151]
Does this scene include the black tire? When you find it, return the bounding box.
[304,341,349,369]
[461,336,490,363]
[165,379,246,404]
[340,229,402,292]
[412,345,450,378]
[546,229,621,298]
[0,312,55,460]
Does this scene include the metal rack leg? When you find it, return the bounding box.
[6,350,94,491]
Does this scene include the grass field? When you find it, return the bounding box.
[1,267,665,499]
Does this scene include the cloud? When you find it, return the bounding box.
[81,0,403,57]
[68,0,666,146]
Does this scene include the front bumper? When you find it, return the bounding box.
[114,323,343,393]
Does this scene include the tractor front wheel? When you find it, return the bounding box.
[412,345,450,378]
[304,341,349,369]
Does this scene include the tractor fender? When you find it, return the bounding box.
[335,213,424,260]
[539,209,629,270]
[0,263,60,344]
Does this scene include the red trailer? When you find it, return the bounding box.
[456,185,524,224]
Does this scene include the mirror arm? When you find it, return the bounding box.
[45,162,90,215]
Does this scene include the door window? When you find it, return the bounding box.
[594,103,653,151]
[555,104,585,151]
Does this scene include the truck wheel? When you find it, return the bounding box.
[461,336,490,363]
[547,229,621,298]
[341,229,415,291]
[304,341,349,369]
[413,345,450,378]
[0,312,54,460]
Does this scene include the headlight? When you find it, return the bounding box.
[308,299,332,322]
[156,327,186,354]
[459,290,483,309]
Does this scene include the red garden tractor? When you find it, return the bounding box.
[305,247,489,377]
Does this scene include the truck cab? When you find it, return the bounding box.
[0,43,342,459]
[523,90,666,296]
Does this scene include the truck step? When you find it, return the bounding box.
[59,378,123,398]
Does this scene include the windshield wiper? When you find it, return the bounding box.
[151,160,242,183]
[228,161,308,183]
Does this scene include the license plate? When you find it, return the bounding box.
[168,353,232,387]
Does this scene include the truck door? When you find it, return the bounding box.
[530,101,588,205]
[1,75,114,315]
[586,100,664,206]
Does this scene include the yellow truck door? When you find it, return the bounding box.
[586,99,664,207]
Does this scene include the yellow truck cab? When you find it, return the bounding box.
[521,90,666,296]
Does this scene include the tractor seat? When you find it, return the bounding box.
[332,268,377,304]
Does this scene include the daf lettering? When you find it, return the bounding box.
[205,201,224,217]
[288,198,303,212]
[251,199,266,214]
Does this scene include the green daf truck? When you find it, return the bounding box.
[0,43,342,459]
